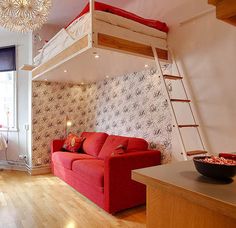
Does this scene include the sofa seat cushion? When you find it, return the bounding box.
[98,135,148,159]
[52,152,95,170]
[72,160,104,188]
[81,132,108,157]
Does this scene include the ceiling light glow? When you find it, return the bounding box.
[93,52,100,59]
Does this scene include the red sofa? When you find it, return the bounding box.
[51,132,161,213]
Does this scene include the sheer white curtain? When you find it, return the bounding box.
[0,46,16,130]
[0,134,7,150]
[0,72,15,128]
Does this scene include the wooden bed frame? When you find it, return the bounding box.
[23,0,169,80]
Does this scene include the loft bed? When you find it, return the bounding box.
[23,0,170,83]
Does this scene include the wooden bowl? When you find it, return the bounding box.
[193,156,236,179]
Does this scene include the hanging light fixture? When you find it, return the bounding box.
[0,0,52,32]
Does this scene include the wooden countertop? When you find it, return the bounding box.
[132,161,236,220]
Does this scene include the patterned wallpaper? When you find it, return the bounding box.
[32,82,87,166]
[32,68,172,166]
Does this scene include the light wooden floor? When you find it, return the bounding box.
[0,170,146,228]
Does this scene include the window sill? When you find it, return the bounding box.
[0,128,18,132]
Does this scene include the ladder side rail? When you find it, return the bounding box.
[169,48,206,152]
[152,46,188,161]
[89,0,95,47]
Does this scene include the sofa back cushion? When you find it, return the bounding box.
[98,135,148,159]
[126,137,148,151]
[81,132,108,157]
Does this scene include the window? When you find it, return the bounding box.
[0,46,16,130]
[0,72,16,129]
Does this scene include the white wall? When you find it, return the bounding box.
[0,29,32,169]
[169,12,236,155]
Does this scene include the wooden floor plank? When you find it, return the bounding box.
[0,170,146,228]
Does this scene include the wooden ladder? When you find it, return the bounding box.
[152,47,207,160]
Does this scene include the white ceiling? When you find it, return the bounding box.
[48,0,213,27]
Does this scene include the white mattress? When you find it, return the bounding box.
[34,12,167,65]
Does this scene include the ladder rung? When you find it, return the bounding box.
[170,99,191,103]
[186,150,208,156]
[178,124,199,128]
[163,75,183,80]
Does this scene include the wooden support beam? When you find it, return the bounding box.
[222,15,236,26]
[156,48,169,61]
[209,0,236,26]
[178,124,199,128]
[98,33,168,60]
[20,64,35,71]
[216,0,236,20]
[163,75,183,80]
[186,150,208,156]
[170,99,191,103]
[208,0,217,6]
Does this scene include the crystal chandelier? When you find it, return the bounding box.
[0,0,52,32]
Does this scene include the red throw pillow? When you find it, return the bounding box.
[63,133,84,152]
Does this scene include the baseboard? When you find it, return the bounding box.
[0,160,51,175]
[26,164,51,175]
[0,160,27,171]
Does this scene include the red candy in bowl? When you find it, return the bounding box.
[193,156,236,179]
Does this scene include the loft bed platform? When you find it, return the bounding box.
[24,1,169,83]
[34,47,158,83]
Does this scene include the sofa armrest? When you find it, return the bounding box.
[104,150,161,213]
[51,139,65,153]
